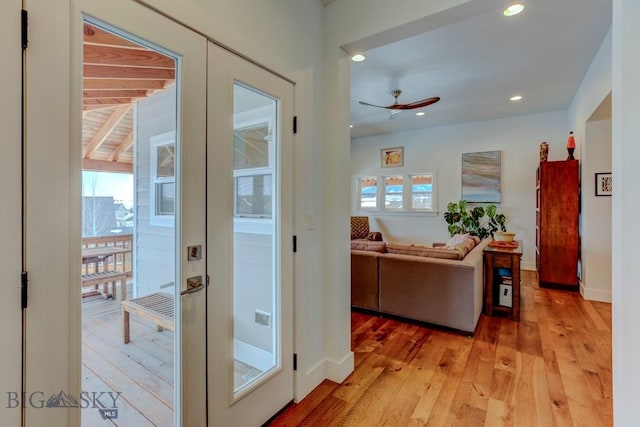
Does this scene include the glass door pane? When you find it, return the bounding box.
[232,83,278,397]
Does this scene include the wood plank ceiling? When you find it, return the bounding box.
[82,23,175,173]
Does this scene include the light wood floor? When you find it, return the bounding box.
[270,270,612,426]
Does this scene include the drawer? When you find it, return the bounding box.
[491,254,513,268]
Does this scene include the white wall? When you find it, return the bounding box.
[582,118,612,301]
[568,29,612,302]
[136,86,177,297]
[351,110,567,270]
[612,0,640,423]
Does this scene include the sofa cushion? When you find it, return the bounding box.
[386,243,464,260]
[351,240,386,253]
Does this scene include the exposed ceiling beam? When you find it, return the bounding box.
[83,99,133,110]
[84,89,148,99]
[83,79,168,90]
[83,158,133,173]
[84,64,175,80]
[83,104,132,158]
[84,45,175,69]
[83,23,144,50]
[111,130,134,162]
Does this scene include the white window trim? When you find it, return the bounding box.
[408,171,437,212]
[355,171,437,214]
[233,105,276,221]
[150,131,175,227]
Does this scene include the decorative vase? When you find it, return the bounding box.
[539,142,549,162]
[566,131,576,160]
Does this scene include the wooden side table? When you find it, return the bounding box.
[483,241,523,321]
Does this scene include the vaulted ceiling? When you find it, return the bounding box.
[82,23,175,173]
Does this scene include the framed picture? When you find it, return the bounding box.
[595,172,612,196]
[381,147,404,168]
[461,150,501,203]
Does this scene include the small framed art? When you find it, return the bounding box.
[381,147,404,168]
[595,172,612,196]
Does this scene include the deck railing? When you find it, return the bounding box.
[82,234,133,277]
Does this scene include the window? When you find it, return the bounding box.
[409,174,433,210]
[150,132,176,227]
[355,172,436,213]
[383,175,404,210]
[233,121,273,218]
[235,174,272,217]
[358,176,378,209]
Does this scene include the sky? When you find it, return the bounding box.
[82,171,134,209]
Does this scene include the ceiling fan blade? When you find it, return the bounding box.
[358,100,391,109]
[359,96,440,110]
[388,109,403,120]
[393,97,441,110]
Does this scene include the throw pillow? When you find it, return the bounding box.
[351,240,386,253]
[350,216,370,240]
[386,243,463,260]
[445,233,470,248]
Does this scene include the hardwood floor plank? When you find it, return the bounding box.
[270,270,612,427]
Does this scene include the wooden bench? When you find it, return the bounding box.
[122,292,175,344]
[81,270,127,300]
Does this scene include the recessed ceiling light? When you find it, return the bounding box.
[350,124,354,128]
[503,4,524,16]
[351,53,366,62]
[510,95,523,101]
[416,112,425,116]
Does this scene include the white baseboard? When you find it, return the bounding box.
[294,358,326,402]
[580,282,612,303]
[325,351,354,384]
[521,261,536,271]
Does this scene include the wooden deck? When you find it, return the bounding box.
[81,284,174,426]
[81,284,261,426]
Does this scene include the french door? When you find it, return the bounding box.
[207,43,295,425]
[22,1,294,425]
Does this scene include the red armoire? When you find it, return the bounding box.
[535,160,579,288]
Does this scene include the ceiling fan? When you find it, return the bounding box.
[359,89,440,111]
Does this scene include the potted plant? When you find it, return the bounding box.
[443,200,506,239]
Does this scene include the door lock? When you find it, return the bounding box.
[180,275,207,296]
[188,245,202,261]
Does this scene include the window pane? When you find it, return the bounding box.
[412,194,432,210]
[233,124,270,170]
[359,177,377,208]
[156,144,175,178]
[384,176,403,209]
[236,174,272,217]
[155,182,175,215]
[410,174,433,210]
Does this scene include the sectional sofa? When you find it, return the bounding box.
[351,237,489,334]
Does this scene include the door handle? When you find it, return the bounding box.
[180,275,207,296]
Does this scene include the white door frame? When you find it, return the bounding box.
[0,1,25,425]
